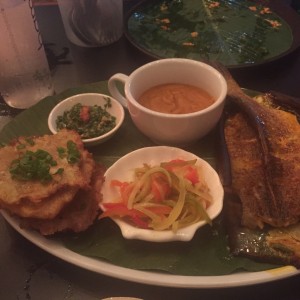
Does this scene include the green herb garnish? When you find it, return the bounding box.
[9,149,59,183]
[56,142,80,164]
[57,146,66,159]
[53,167,64,175]
[16,144,26,150]
[25,137,35,146]
[66,141,80,164]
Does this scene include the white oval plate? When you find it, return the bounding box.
[1,147,299,292]
[1,210,298,288]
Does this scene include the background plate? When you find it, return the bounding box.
[125,0,300,68]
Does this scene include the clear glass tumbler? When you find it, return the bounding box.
[57,0,123,47]
[0,0,53,109]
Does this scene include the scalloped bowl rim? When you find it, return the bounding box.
[48,93,125,145]
[100,146,224,242]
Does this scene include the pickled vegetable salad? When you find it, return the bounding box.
[100,159,213,232]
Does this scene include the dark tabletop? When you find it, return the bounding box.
[1,1,300,300]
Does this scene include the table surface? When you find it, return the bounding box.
[1,2,300,300]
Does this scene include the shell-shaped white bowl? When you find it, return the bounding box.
[100,146,224,242]
[48,93,125,146]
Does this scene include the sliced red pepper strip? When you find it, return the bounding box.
[184,165,199,185]
[110,179,125,187]
[80,105,90,122]
[100,203,149,229]
[150,173,171,201]
[162,159,199,185]
[110,180,134,204]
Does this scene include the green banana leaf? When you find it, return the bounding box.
[0,81,280,275]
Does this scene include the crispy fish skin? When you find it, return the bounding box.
[224,195,300,268]
[0,130,89,206]
[225,113,269,229]
[20,164,105,235]
[267,224,300,259]
[225,104,300,229]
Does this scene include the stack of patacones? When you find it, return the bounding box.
[0,129,105,235]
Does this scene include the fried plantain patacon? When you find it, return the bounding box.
[0,129,104,235]
[20,164,105,235]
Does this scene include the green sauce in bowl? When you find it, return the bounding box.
[56,99,116,139]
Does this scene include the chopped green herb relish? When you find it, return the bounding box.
[56,99,116,139]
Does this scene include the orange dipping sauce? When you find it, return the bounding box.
[138,83,215,114]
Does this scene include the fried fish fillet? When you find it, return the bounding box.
[224,101,300,229]
[211,62,300,266]
[20,164,105,235]
[0,129,89,207]
[211,62,300,230]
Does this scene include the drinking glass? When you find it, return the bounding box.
[57,0,123,47]
[0,0,53,109]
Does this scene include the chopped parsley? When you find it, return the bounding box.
[9,149,59,183]
[55,99,116,139]
[9,139,81,183]
[67,141,81,164]
[25,137,35,146]
[16,144,26,150]
[56,141,81,164]
[57,146,66,159]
